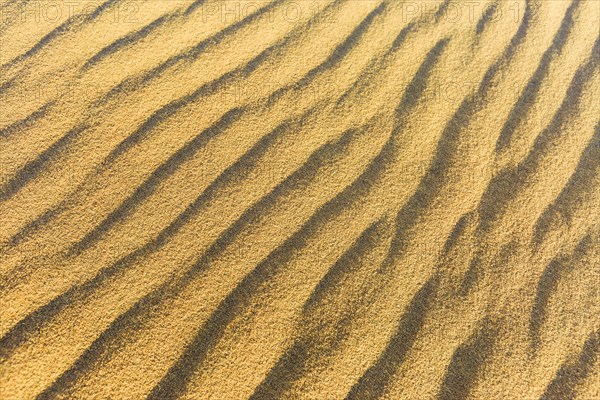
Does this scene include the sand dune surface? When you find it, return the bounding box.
[0,0,599,399]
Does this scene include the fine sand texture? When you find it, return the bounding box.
[1,0,599,399]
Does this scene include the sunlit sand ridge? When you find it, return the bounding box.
[0,0,599,398]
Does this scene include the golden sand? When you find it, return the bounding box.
[0,0,599,398]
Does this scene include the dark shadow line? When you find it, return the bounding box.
[345,275,439,400]
[478,34,600,234]
[96,0,342,166]
[33,275,176,400]
[183,0,208,17]
[250,218,390,398]
[529,259,565,350]
[434,0,451,23]
[0,76,17,96]
[495,0,581,152]
[2,0,361,250]
[476,1,499,35]
[533,121,600,246]
[460,253,482,296]
[530,234,592,351]
[6,205,62,248]
[146,126,392,400]
[269,0,386,103]
[248,341,309,399]
[302,217,387,313]
[540,329,600,400]
[97,0,286,104]
[68,107,244,255]
[143,54,449,394]
[0,101,54,139]
[0,283,76,361]
[0,107,316,362]
[334,20,416,109]
[81,11,178,71]
[38,40,445,395]
[36,119,362,399]
[0,6,440,365]
[2,0,120,68]
[441,211,474,257]
[335,0,451,109]
[0,124,86,203]
[437,319,497,400]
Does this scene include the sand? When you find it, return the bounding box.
[0,0,599,398]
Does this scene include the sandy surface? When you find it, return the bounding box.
[0,0,599,398]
